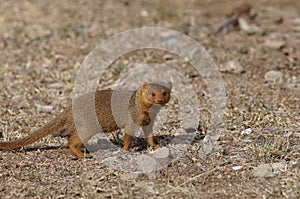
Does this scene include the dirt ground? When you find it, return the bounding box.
[0,0,300,198]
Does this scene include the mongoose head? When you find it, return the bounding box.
[140,82,172,106]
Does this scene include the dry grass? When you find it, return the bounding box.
[0,0,300,198]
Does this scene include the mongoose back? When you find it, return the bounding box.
[225,2,252,18]
[0,82,172,157]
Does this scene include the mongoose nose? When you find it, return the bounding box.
[157,99,163,103]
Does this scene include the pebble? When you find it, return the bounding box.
[163,54,174,61]
[120,173,139,181]
[263,127,277,131]
[232,165,243,170]
[270,150,285,157]
[238,18,264,35]
[292,162,300,169]
[292,18,300,25]
[271,162,286,173]
[220,60,245,74]
[252,163,274,178]
[150,147,170,159]
[34,103,54,112]
[284,131,293,137]
[137,154,158,173]
[252,163,286,178]
[242,139,252,143]
[141,10,149,17]
[264,70,283,83]
[241,128,252,135]
[265,39,286,49]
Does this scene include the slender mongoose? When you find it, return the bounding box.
[0,82,172,157]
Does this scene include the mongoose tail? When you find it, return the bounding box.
[0,110,68,149]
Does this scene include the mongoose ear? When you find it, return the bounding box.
[167,81,172,90]
[141,82,148,91]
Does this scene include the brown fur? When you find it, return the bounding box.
[0,82,172,157]
[225,2,252,17]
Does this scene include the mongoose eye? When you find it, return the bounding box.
[152,92,156,97]
[163,91,167,96]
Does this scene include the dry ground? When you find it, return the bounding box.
[0,0,299,198]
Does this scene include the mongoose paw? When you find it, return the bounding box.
[80,150,93,158]
[82,154,93,158]
[73,152,93,159]
[149,143,160,149]
[123,147,133,152]
[71,153,93,160]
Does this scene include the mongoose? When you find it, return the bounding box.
[225,2,252,18]
[217,2,252,34]
[0,82,172,157]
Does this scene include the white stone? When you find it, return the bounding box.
[151,147,170,159]
[264,70,283,83]
[265,39,286,49]
[241,128,252,135]
[220,60,245,74]
[232,165,243,170]
[137,154,158,173]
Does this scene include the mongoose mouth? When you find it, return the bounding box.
[155,101,168,105]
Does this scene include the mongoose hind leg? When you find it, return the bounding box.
[123,132,132,151]
[68,132,92,158]
[123,124,139,151]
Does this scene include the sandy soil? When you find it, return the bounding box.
[0,0,299,198]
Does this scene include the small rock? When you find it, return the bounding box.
[265,39,286,49]
[264,70,283,83]
[284,131,293,137]
[238,18,264,35]
[292,26,300,32]
[263,127,277,131]
[239,46,248,54]
[196,162,205,171]
[292,162,300,169]
[232,165,243,170]
[242,139,252,143]
[272,16,283,24]
[173,22,191,35]
[255,135,266,145]
[220,60,245,74]
[271,162,286,173]
[24,25,51,42]
[212,144,223,151]
[252,164,274,178]
[141,10,149,17]
[292,18,300,25]
[227,125,237,131]
[241,128,252,135]
[137,155,158,173]
[34,103,54,112]
[71,157,79,161]
[270,150,285,157]
[120,173,139,181]
[252,163,286,178]
[163,54,174,61]
[150,147,170,159]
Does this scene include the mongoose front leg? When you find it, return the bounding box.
[68,131,91,158]
[142,122,160,148]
